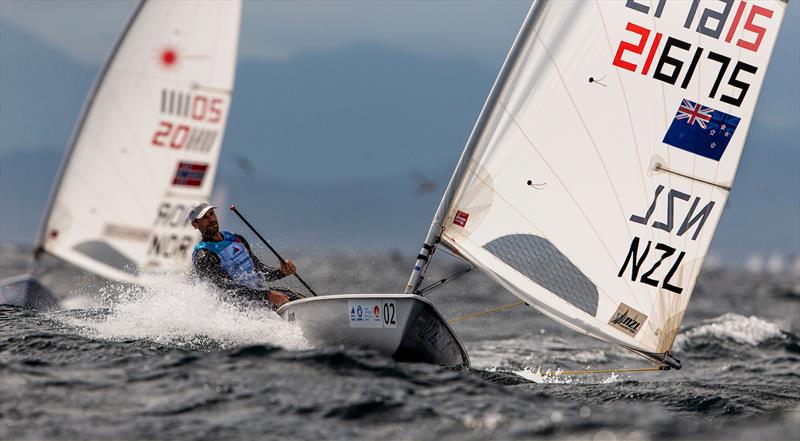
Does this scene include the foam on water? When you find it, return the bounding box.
[675,313,786,349]
[512,366,623,384]
[55,273,309,351]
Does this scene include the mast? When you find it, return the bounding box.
[32,0,147,265]
[405,0,545,294]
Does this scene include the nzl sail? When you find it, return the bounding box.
[408,0,787,366]
[36,0,241,283]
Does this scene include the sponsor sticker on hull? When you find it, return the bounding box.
[348,300,397,329]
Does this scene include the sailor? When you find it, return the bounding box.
[188,201,297,308]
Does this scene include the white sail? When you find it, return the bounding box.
[424,0,787,360]
[38,0,241,283]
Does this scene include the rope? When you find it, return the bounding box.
[541,366,664,376]
[437,247,465,261]
[418,265,475,296]
[447,300,526,324]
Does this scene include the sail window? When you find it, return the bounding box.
[484,234,598,315]
[73,241,139,274]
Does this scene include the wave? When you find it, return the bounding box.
[52,273,309,351]
[675,313,797,353]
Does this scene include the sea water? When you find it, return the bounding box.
[1,247,798,440]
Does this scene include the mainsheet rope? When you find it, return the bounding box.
[447,301,526,323]
[542,366,665,376]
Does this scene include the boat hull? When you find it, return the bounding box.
[0,274,60,310]
[277,294,469,367]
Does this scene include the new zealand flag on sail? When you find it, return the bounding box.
[662,99,740,161]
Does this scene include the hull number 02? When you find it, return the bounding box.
[382,302,397,328]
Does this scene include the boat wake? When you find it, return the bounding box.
[52,274,309,351]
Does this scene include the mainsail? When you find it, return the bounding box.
[408,0,787,365]
[36,0,241,283]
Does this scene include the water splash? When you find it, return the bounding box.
[512,366,623,384]
[54,273,309,351]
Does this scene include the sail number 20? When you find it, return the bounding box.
[151,122,218,152]
[151,92,223,152]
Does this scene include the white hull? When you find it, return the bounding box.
[0,274,59,310]
[277,294,470,367]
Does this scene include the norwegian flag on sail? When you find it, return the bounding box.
[172,161,208,187]
[663,99,740,161]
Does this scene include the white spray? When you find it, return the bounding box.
[57,273,309,351]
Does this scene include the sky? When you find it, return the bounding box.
[0,0,533,181]
[0,0,798,266]
[0,0,530,66]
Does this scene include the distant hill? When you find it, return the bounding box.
[0,149,62,243]
[0,18,797,263]
[221,43,492,182]
[0,21,95,151]
[0,146,448,251]
[0,22,493,250]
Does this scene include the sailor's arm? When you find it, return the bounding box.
[193,247,289,308]
[236,234,296,281]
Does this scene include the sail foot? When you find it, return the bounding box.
[629,347,682,370]
[661,353,682,370]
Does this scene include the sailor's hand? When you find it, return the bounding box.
[267,290,291,307]
[280,259,297,277]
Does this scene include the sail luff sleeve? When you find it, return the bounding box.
[405,0,548,294]
[34,0,147,256]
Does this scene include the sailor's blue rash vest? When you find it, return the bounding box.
[193,231,266,290]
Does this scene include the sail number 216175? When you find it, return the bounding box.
[612,0,776,108]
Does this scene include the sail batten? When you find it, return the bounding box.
[418,0,787,357]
